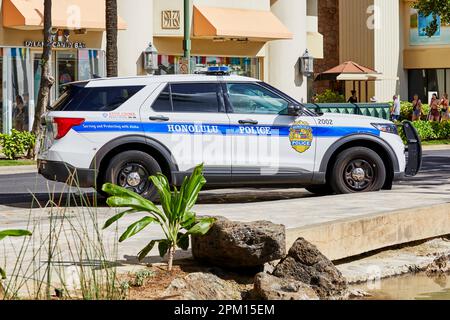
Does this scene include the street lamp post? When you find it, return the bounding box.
[300,49,314,78]
[143,42,158,75]
[183,0,191,73]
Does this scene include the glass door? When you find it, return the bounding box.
[55,51,77,98]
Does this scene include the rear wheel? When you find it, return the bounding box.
[330,147,386,194]
[100,151,162,200]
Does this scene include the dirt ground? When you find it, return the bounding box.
[121,259,255,300]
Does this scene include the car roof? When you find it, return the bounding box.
[81,74,258,87]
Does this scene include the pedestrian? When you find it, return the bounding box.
[412,94,422,121]
[348,90,358,103]
[429,93,440,122]
[440,93,449,122]
[391,95,401,122]
[13,95,26,132]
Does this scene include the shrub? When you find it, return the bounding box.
[412,120,437,141]
[102,164,215,271]
[315,89,346,103]
[0,130,36,160]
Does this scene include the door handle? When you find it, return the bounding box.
[149,116,170,122]
[238,119,259,125]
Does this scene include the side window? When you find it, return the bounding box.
[226,83,289,115]
[151,85,172,112]
[53,85,144,112]
[171,83,220,113]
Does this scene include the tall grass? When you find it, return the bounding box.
[1,171,127,300]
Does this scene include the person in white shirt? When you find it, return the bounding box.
[391,95,401,122]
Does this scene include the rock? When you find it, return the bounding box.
[192,217,286,269]
[426,254,450,275]
[254,272,319,300]
[162,272,242,300]
[273,238,348,299]
[346,288,372,299]
[263,260,280,274]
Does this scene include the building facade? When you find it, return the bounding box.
[318,0,450,103]
[0,0,323,134]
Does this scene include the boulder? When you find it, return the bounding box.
[192,217,286,269]
[162,272,242,300]
[273,238,348,299]
[426,254,450,275]
[254,272,319,300]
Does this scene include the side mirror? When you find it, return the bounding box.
[288,104,303,116]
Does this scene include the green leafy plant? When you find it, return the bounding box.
[0,230,32,279]
[102,164,215,271]
[315,89,346,103]
[0,130,36,160]
[413,0,450,37]
[412,120,437,141]
[131,270,155,287]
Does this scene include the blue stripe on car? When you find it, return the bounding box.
[73,122,380,137]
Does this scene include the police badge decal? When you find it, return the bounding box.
[289,121,313,153]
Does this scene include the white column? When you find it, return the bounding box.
[117,0,154,76]
[269,0,307,102]
[374,0,402,101]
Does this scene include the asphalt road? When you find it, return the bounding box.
[0,149,448,208]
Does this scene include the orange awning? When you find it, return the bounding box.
[3,0,127,30]
[193,6,292,42]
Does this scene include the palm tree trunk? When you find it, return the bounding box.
[31,0,54,156]
[106,0,118,77]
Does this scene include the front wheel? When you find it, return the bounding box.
[330,147,386,194]
[100,151,162,200]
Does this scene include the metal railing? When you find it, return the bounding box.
[305,103,391,120]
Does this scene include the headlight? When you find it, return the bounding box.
[372,123,399,135]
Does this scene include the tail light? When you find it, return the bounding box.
[53,117,85,140]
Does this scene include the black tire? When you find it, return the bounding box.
[305,185,334,195]
[100,151,162,200]
[330,147,386,194]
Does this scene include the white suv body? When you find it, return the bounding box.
[38,75,421,198]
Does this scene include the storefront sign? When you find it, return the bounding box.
[162,10,180,29]
[24,29,86,49]
[24,40,86,49]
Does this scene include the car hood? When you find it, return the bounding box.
[319,113,393,125]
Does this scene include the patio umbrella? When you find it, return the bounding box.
[315,61,382,102]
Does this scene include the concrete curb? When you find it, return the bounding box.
[422,145,450,151]
[0,165,37,176]
[287,202,450,261]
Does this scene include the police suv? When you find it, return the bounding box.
[38,71,422,199]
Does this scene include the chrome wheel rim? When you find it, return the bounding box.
[117,163,150,194]
[344,159,375,191]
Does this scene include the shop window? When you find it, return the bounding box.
[226,83,289,115]
[170,83,220,113]
[5,48,33,133]
[78,49,105,81]
[157,55,261,79]
[53,85,144,112]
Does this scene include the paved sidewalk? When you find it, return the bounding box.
[0,165,37,175]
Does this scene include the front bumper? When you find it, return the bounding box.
[402,121,422,177]
[38,160,97,188]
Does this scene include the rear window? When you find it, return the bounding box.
[52,84,144,112]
